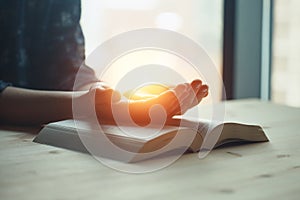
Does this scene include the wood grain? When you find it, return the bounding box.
[0,99,299,200]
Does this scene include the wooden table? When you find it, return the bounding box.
[1,99,300,200]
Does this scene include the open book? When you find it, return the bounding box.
[34,119,269,162]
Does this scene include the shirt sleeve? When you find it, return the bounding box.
[0,80,12,93]
[59,62,100,91]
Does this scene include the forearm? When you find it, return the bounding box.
[0,87,85,125]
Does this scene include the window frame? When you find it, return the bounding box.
[222,0,274,100]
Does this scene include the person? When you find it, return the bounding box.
[0,0,208,125]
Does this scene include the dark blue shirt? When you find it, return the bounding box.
[0,0,98,92]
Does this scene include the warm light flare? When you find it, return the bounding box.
[123,84,170,100]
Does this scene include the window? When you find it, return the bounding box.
[272,0,300,107]
[80,0,224,101]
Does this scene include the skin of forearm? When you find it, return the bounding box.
[0,87,85,125]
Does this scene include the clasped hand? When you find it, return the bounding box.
[84,80,208,125]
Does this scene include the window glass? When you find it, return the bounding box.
[272,0,300,107]
[81,0,223,101]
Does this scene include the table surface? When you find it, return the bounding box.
[0,99,300,200]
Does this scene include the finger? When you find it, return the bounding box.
[178,83,197,111]
[169,83,197,116]
[191,80,203,97]
[173,82,207,115]
[149,81,205,118]
[173,84,189,103]
[171,84,189,114]
[191,79,202,90]
[191,85,209,107]
[168,84,195,117]
[200,85,209,97]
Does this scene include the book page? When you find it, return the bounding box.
[49,119,185,141]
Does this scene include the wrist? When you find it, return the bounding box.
[72,90,95,120]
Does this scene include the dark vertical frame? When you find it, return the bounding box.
[222,0,236,100]
[222,0,274,100]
